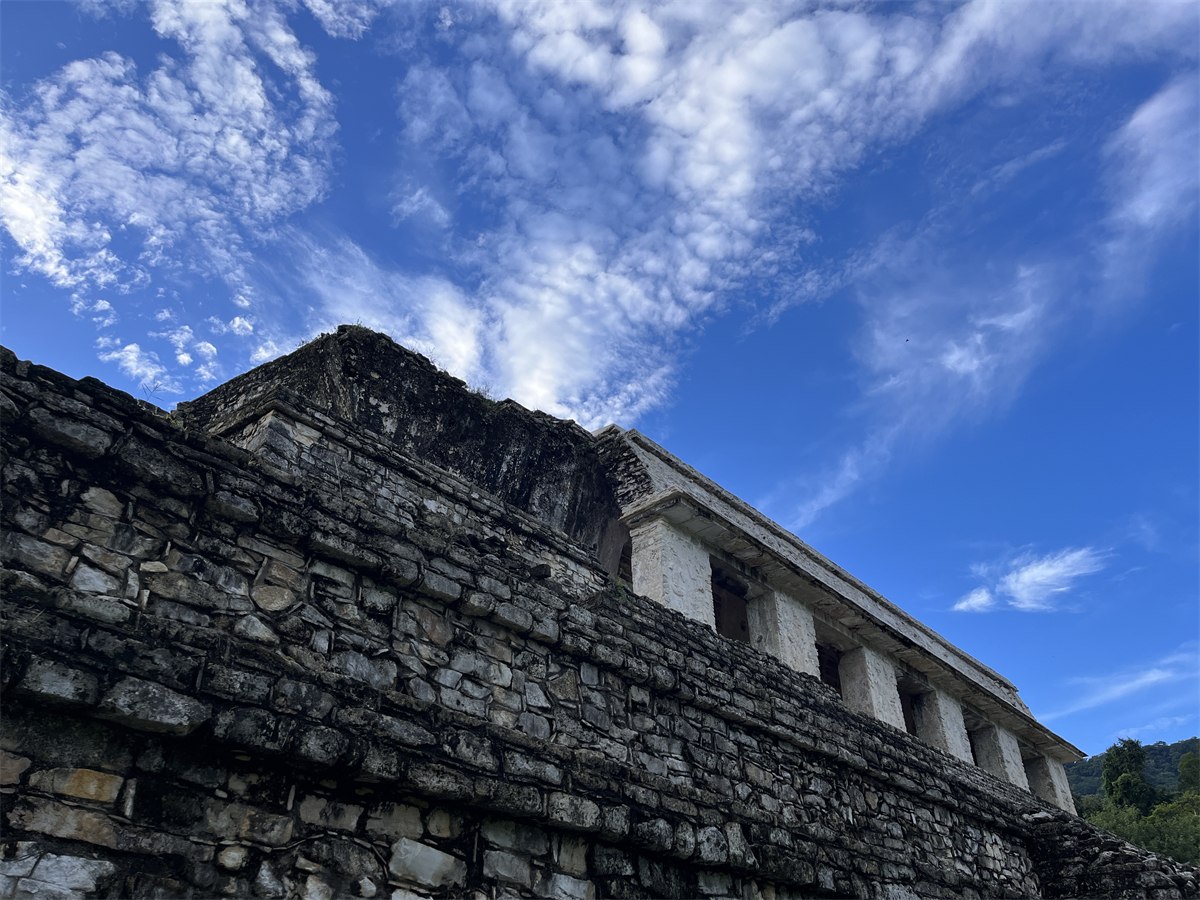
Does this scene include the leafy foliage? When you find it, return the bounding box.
[1178,752,1198,795]
[1066,736,1199,797]
[1086,792,1200,866]
[1075,738,1200,865]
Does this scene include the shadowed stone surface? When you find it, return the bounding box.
[1,334,1196,900]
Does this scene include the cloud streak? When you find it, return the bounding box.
[955,546,1107,612]
[1039,645,1199,723]
[785,71,1198,530]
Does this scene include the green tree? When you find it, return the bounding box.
[1112,772,1158,816]
[1178,751,1199,795]
[1102,738,1158,814]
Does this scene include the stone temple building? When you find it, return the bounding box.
[2,326,1196,899]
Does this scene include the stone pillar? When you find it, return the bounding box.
[838,646,905,730]
[1024,754,1077,813]
[913,688,973,764]
[747,590,819,678]
[629,517,714,628]
[971,724,1030,790]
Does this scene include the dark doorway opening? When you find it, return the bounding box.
[899,689,919,736]
[711,566,749,643]
[817,643,842,696]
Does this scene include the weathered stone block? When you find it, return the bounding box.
[2,532,72,579]
[483,849,532,887]
[294,726,350,767]
[696,826,729,865]
[0,751,32,785]
[537,871,594,900]
[504,752,562,786]
[418,570,461,602]
[252,584,296,612]
[8,798,117,848]
[97,677,212,736]
[388,839,466,888]
[16,658,100,707]
[549,793,601,832]
[207,491,259,523]
[632,817,674,852]
[235,614,280,643]
[117,438,204,495]
[28,407,113,458]
[273,679,335,718]
[482,819,550,855]
[204,799,294,846]
[29,853,116,892]
[299,796,363,830]
[80,487,124,518]
[204,666,273,703]
[217,845,250,871]
[366,803,423,840]
[494,602,533,633]
[29,767,123,803]
[213,707,293,754]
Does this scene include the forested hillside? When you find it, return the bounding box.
[1067,736,1199,796]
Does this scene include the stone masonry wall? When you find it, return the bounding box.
[2,341,1197,900]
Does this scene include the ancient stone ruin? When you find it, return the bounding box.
[2,325,1196,899]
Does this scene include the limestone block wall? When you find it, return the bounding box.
[2,344,1197,900]
[746,591,820,680]
[628,518,714,629]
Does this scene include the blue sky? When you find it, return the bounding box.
[2,0,1197,757]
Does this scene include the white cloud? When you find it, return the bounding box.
[999,547,1108,610]
[5,0,1196,438]
[250,340,285,365]
[96,341,177,390]
[0,0,337,300]
[376,0,1195,440]
[148,323,222,378]
[70,295,120,329]
[300,0,385,39]
[956,546,1107,613]
[390,187,452,228]
[1100,75,1200,296]
[954,587,997,613]
[206,315,254,336]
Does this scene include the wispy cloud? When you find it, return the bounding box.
[1039,644,1198,723]
[998,547,1108,611]
[954,587,997,613]
[954,546,1107,612]
[1100,73,1200,299]
[0,0,338,318]
[1117,715,1196,742]
[96,340,177,392]
[785,72,1198,530]
[2,0,1195,428]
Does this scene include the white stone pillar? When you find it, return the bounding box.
[972,724,1030,790]
[629,517,714,628]
[747,590,820,678]
[913,688,973,764]
[1024,754,1077,813]
[838,646,905,730]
